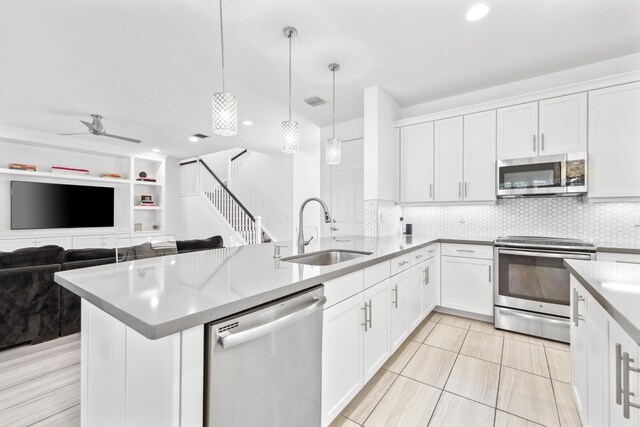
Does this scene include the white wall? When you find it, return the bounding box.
[164,156,180,237]
[176,193,243,246]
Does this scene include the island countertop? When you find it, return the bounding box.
[565,259,640,345]
[54,235,494,339]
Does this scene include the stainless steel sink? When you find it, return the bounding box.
[282,249,372,266]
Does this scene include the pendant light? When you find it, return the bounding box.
[281,27,299,153]
[326,63,341,165]
[212,0,237,136]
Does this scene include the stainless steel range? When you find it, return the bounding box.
[494,236,596,342]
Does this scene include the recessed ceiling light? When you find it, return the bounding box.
[189,136,200,142]
[242,120,254,126]
[466,4,489,21]
[151,148,160,153]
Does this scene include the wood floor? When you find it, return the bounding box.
[331,312,579,427]
[0,334,81,427]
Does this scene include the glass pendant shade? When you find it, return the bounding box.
[281,120,299,153]
[212,92,238,136]
[326,138,341,165]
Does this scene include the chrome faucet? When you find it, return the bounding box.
[298,197,332,253]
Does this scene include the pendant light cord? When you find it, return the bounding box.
[332,69,336,139]
[288,33,292,122]
[219,0,226,93]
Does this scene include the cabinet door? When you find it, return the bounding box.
[589,82,640,198]
[408,263,425,330]
[321,293,364,426]
[441,256,493,316]
[400,122,434,202]
[587,295,608,427]
[389,270,411,352]
[37,236,72,248]
[362,279,390,383]
[570,279,589,425]
[538,93,587,155]
[73,235,106,249]
[434,116,464,201]
[422,256,437,316]
[497,102,538,160]
[0,238,38,251]
[463,110,496,202]
[609,318,640,427]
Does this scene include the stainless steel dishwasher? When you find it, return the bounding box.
[205,285,326,427]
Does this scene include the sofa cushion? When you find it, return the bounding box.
[64,248,116,263]
[176,235,224,253]
[0,245,65,269]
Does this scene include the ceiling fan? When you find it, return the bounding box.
[59,114,142,143]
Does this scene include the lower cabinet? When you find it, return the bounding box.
[609,320,640,427]
[422,255,438,316]
[408,262,425,330]
[390,270,411,353]
[570,280,589,423]
[363,280,391,383]
[441,254,493,316]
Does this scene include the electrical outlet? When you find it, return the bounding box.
[379,211,386,223]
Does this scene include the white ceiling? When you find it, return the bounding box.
[1,0,639,158]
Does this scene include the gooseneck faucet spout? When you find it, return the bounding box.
[298,197,332,253]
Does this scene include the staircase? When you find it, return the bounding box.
[180,158,270,245]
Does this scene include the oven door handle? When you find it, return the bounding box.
[498,249,592,260]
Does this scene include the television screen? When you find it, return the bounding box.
[11,181,115,229]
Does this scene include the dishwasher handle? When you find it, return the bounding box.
[218,296,327,349]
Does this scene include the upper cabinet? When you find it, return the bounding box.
[538,93,587,155]
[497,94,587,160]
[463,110,496,202]
[588,81,640,199]
[400,123,434,202]
[434,117,464,202]
[497,102,538,159]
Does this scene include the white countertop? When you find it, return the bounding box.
[565,260,640,345]
[56,235,493,339]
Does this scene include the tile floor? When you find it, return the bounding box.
[331,312,579,427]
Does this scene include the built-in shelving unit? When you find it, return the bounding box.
[131,156,165,234]
[0,167,131,184]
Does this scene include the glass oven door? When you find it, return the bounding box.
[497,154,566,196]
[496,249,593,316]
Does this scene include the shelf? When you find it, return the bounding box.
[134,181,162,186]
[134,206,162,210]
[0,168,131,184]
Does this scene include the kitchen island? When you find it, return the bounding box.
[54,235,493,427]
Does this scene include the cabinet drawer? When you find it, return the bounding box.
[324,270,364,309]
[390,253,412,276]
[596,251,640,265]
[441,243,493,260]
[424,244,438,259]
[409,248,428,266]
[364,261,390,289]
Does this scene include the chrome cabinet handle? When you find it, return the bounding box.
[422,268,426,284]
[398,260,409,266]
[533,134,536,152]
[623,352,640,418]
[488,265,492,282]
[428,249,436,253]
[392,285,399,308]
[464,182,468,197]
[456,249,475,253]
[362,302,369,332]
[617,343,624,405]
[572,288,585,327]
[429,183,433,198]
[425,266,430,285]
[415,254,424,260]
[458,182,461,197]
[368,299,373,329]
[541,133,545,151]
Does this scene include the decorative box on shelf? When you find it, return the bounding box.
[101,173,125,179]
[51,166,90,175]
[9,163,36,171]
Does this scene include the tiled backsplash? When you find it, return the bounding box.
[402,198,640,247]
[364,200,403,237]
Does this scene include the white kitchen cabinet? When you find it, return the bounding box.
[408,262,425,330]
[0,238,38,251]
[587,294,608,427]
[389,270,411,352]
[35,236,73,248]
[538,93,587,155]
[434,116,464,202]
[570,279,589,424]
[441,254,493,316]
[400,122,434,202]
[362,279,390,383]
[463,110,496,202]
[497,102,538,160]
[609,319,640,427]
[321,292,364,426]
[589,81,640,199]
[422,255,437,316]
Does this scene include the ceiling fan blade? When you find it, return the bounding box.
[79,120,94,130]
[104,133,142,144]
[58,132,89,135]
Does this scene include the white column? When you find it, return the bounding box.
[254,216,262,244]
[226,156,233,189]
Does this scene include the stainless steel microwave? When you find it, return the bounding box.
[497,153,587,197]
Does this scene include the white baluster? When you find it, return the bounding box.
[254,216,262,245]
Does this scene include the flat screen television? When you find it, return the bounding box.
[11,181,115,230]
